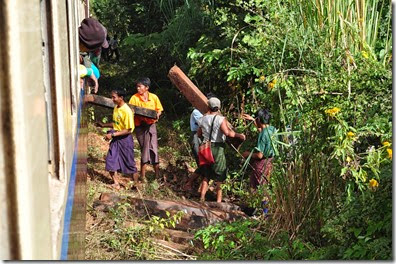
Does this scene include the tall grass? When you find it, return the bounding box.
[290,0,392,63]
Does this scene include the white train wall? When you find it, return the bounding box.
[0,0,90,260]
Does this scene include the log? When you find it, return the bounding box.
[168,65,208,114]
[130,197,246,230]
[168,65,244,148]
[85,94,157,119]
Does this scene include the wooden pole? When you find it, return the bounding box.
[168,65,244,149]
[168,65,209,114]
[84,94,157,119]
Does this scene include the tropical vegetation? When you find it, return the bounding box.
[90,0,392,260]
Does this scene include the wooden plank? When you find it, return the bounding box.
[84,94,157,119]
[168,65,209,114]
[168,65,244,148]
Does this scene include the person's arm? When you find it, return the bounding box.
[154,95,164,120]
[156,111,162,120]
[197,127,203,138]
[79,64,99,93]
[220,119,246,141]
[242,113,262,131]
[242,150,263,159]
[104,128,131,141]
[89,73,99,94]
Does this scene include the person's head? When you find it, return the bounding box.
[135,77,151,95]
[208,97,221,112]
[255,108,271,125]
[79,18,108,51]
[111,90,126,106]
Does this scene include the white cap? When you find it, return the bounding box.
[208,97,221,109]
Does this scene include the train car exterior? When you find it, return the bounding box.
[0,0,90,260]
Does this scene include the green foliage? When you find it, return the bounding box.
[104,202,187,259]
[102,202,158,259]
[146,211,185,231]
[91,0,391,260]
[194,219,270,260]
[321,166,392,260]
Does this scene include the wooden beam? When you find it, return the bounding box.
[168,65,244,148]
[168,65,208,114]
[85,94,157,119]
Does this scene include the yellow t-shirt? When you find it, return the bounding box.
[113,103,134,132]
[129,92,163,126]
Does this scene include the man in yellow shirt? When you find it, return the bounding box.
[129,77,163,182]
[97,90,138,189]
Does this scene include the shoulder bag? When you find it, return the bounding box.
[198,115,217,166]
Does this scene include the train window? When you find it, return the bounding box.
[40,0,60,176]
[65,0,78,115]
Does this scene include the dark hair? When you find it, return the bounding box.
[136,77,151,87]
[206,92,216,99]
[210,107,219,112]
[111,89,126,100]
[255,108,271,124]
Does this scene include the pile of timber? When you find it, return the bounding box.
[94,193,247,231]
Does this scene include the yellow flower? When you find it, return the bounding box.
[259,75,266,82]
[325,107,341,117]
[346,156,352,163]
[268,82,275,90]
[369,178,379,188]
[387,148,392,160]
[362,51,369,59]
[382,141,391,147]
[347,131,355,138]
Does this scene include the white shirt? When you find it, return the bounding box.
[198,114,226,143]
[190,109,203,132]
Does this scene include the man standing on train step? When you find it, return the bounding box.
[129,77,163,183]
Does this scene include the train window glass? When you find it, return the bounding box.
[41,0,60,176]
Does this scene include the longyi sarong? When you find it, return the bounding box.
[249,157,273,189]
[200,142,227,182]
[105,130,137,174]
[135,123,159,164]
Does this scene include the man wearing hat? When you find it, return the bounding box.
[197,97,246,203]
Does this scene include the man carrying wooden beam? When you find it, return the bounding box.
[129,77,164,183]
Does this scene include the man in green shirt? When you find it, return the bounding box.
[242,108,276,190]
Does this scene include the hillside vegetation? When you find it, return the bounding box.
[89,0,392,260]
